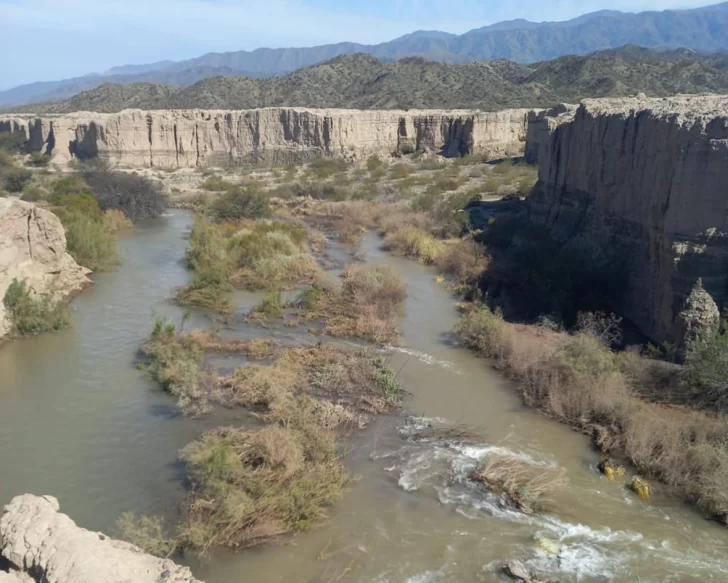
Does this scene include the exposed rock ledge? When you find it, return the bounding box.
[0,198,89,339]
[527,93,728,349]
[0,495,202,583]
[0,107,535,167]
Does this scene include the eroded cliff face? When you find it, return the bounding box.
[528,94,728,349]
[0,495,202,583]
[0,199,89,339]
[0,107,533,167]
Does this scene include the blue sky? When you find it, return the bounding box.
[1,0,718,89]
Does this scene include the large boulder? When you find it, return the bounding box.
[0,198,89,339]
[0,494,203,583]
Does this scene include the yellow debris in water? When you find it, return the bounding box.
[629,477,651,500]
[534,537,560,556]
[435,275,445,284]
[598,459,627,481]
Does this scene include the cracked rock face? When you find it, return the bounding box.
[0,198,89,339]
[0,495,203,583]
[527,94,728,347]
[0,107,534,167]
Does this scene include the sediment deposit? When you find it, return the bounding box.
[528,94,728,349]
[0,107,533,167]
[0,199,89,339]
[0,495,201,583]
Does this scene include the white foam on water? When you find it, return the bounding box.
[383,345,455,369]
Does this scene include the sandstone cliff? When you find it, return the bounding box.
[527,94,728,349]
[0,199,89,339]
[0,495,202,583]
[0,107,534,167]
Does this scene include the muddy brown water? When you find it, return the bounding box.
[1,213,728,582]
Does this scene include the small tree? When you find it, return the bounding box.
[682,332,728,410]
[84,170,168,222]
[210,186,271,221]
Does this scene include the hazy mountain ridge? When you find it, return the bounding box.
[12,48,728,114]
[2,2,727,108]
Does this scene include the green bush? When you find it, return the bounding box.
[3,279,68,336]
[21,184,47,202]
[201,176,235,192]
[2,167,32,192]
[52,192,105,223]
[210,187,271,221]
[63,213,118,271]
[51,175,92,198]
[176,266,232,313]
[307,157,349,179]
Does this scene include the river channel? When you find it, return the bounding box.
[1,211,727,582]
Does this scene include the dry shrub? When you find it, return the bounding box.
[103,209,133,233]
[470,456,568,513]
[179,424,346,553]
[455,305,510,361]
[278,345,402,412]
[216,362,301,408]
[382,225,444,264]
[435,238,489,286]
[302,264,406,344]
[342,264,406,316]
[185,330,276,358]
[115,513,176,557]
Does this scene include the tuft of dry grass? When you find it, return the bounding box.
[470,456,568,513]
[382,225,444,264]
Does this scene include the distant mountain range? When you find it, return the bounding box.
[13,47,728,114]
[2,1,727,108]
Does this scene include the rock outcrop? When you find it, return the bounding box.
[0,107,534,167]
[528,94,728,348]
[523,104,577,164]
[0,495,202,583]
[0,198,89,339]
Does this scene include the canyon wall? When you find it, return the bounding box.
[0,495,202,583]
[527,94,728,349]
[0,199,89,339]
[0,107,533,168]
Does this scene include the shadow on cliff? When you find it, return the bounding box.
[467,199,626,330]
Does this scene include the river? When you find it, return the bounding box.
[1,211,727,582]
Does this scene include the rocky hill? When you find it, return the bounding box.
[3,2,728,107]
[12,49,728,114]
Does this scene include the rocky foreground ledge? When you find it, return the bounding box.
[0,495,203,583]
